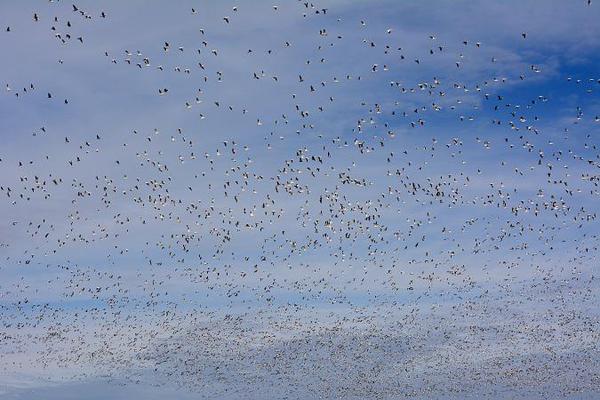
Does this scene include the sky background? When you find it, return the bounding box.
[1,1,600,399]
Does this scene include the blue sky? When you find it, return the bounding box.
[1,1,600,399]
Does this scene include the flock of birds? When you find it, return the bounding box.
[1,1,600,399]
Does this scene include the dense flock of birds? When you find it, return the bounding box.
[1,1,600,399]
